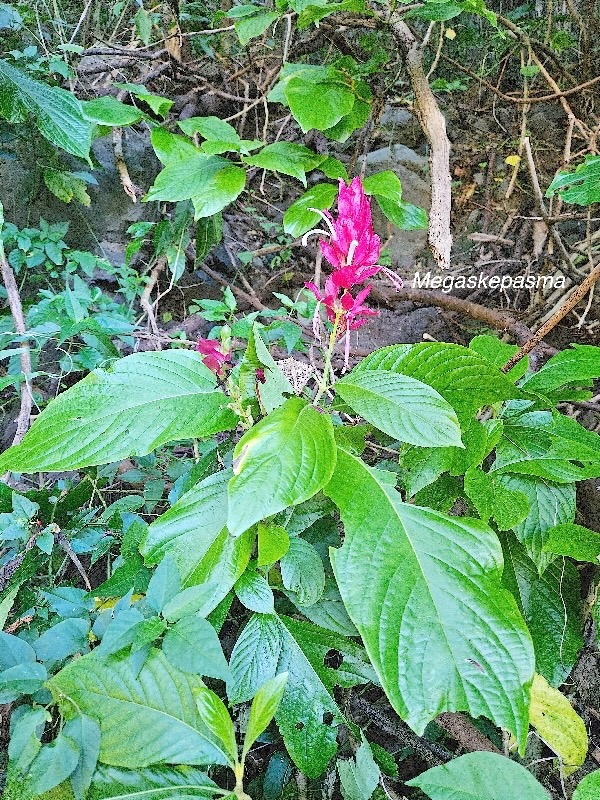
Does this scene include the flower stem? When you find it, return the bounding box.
[313,311,341,407]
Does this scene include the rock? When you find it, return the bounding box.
[0,128,160,263]
[362,145,431,272]
[376,105,423,149]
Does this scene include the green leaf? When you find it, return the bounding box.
[464,467,530,531]
[81,97,144,126]
[162,615,230,680]
[0,58,91,160]
[407,752,550,799]
[239,323,294,412]
[114,83,173,118]
[362,171,427,230]
[280,537,325,606]
[34,618,90,665]
[26,731,80,797]
[196,214,223,262]
[297,0,366,27]
[322,84,371,143]
[280,615,378,691]
[134,7,153,45]
[88,764,218,799]
[192,165,247,219]
[142,471,252,616]
[574,770,600,800]
[469,334,529,380]
[375,195,428,230]
[145,555,182,614]
[495,474,576,572]
[228,397,337,536]
[242,673,288,759]
[48,649,228,767]
[545,155,600,205]
[284,76,355,133]
[0,351,235,473]
[543,523,600,563]
[326,448,535,750]
[355,343,521,423]
[179,115,241,144]
[145,153,246,218]
[491,412,600,483]
[63,715,101,800]
[235,564,275,613]
[228,613,346,776]
[521,344,600,393]
[43,168,91,207]
[195,687,237,766]
[243,143,324,186]
[336,370,463,448]
[338,737,380,800]
[283,184,338,237]
[228,613,282,704]
[502,535,583,687]
[151,127,199,164]
[257,523,290,565]
[235,11,279,45]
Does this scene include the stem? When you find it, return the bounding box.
[313,312,341,407]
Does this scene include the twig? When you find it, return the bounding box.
[0,215,33,448]
[522,137,582,283]
[373,284,554,353]
[382,11,452,269]
[112,127,139,202]
[139,258,167,347]
[501,262,600,373]
[56,531,91,591]
[436,712,502,753]
[351,696,451,766]
[438,52,600,104]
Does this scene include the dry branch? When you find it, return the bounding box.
[382,12,453,270]
[0,230,33,448]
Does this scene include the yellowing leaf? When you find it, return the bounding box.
[445,28,456,39]
[505,155,521,167]
[529,673,588,775]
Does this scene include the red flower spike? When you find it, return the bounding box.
[196,338,232,377]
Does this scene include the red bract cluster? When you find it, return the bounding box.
[320,177,382,289]
[196,338,232,376]
[305,177,400,354]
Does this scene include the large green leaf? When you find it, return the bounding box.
[242,143,324,186]
[48,649,227,768]
[495,474,576,573]
[145,153,246,218]
[81,97,144,126]
[573,770,600,800]
[521,344,600,394]
[407,752,549,799]
[355,343,521,423]
[0,351,235,473]
[142,470,254,619]
[492,411,600,483]
[227,397,337,536]
[284,76,355,132]
[88,764,218,800]
[502,535,583,687]
[336,370,462,448]
[242,673,288,759]
[0,58,91,159]
[545,155,600,205]
[283,184,338,237]
[228,613,347,777]
[326,448,535,750]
